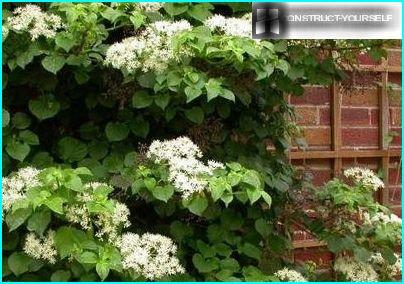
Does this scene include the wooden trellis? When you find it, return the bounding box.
[289,61,402,249]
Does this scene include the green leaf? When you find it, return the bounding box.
[185,107,204,124]
[41,54,66,74]
[101,7,126,22]
[51,270,71,282]
[143,177,155,190]
[254,218,270,238]
[58,137,88,162]
[65,175,83,192]
[170,221,193,242]
[192,253,219,273]
[8,252,32,276]
[246,187,261,205]
[239,243,261,260]
[105,122,129,142]
[88,141,109,160]
[184,195,208,216]
[276,59,290,75]
[55,227,96,259]
[260,191,272,207]
[19,130,39,145]
[6,140,30,161]
[78,252,98,264]
[12,112,31,129]
[220,89,235,102]
[164,3,189,16]
[220,258,240,273]
[45,197,65,214]
[96,263,110,281]
[213,243,232,258]
[185,86,202,103]
[27,210,51,236]
[242,171,262,189]
[3,109,10,127]
[152,185,174,202]
[155,93,170,110]
[29,95,60,120]
[55,33,76,52]
[242,266,270,282]
[132,91,153,108]
[129,116,150,138]
[6,207,32,231]
[206,78,222,102]
[187,3,213,21]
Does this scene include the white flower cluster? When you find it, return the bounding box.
[111,2,163,12]
[204,14,252,38]
[2,167,41,213]
[334,256,379,282]
[65,187,131,243]
[367,212,402,226]
[344,167,384,191]
[105,20,191,73]
[370,253,402,279]
[274,267,308,282]
[146,137,224,199]
[84,182,109,190]
[7,4,63,41]
[23,230,57,264]
[119,232,185,280]
[94,202,131,242]
[137,2,164,12]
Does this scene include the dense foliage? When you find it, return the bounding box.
[2,2,400,282]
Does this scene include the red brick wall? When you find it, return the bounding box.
[290,48,402,266]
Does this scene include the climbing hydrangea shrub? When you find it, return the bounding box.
[294,167,402,281]
[2,2,399,282]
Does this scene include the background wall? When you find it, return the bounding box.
[288,47,402,269]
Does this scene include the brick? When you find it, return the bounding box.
[290,86,330,105]
[342,157,379,169]
[294,247,333,268]
[390,107,402,126]
[304,169,332,186]
[387,49,402,67]
[293,159,332,168]
[342,88,378,107]
[389,73,402,85]
[295,106,318,125]
[341,127,378,147]
[303,127,331,146]
[389,168,402,185]
[341,108,370,126]
[319,107,331,125]
[370,109,379,125]
[345,72,381,86]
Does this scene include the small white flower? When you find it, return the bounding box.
[118,232,185,280]
[23,230,57,264]
[105,20,192,74]
[7,4,62,41]
[334,256,378,282]
[2,167,41,214]
[204,14,251,37]
[146,137,223,198]
[344,167,384,191]
[274,267,307,282]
